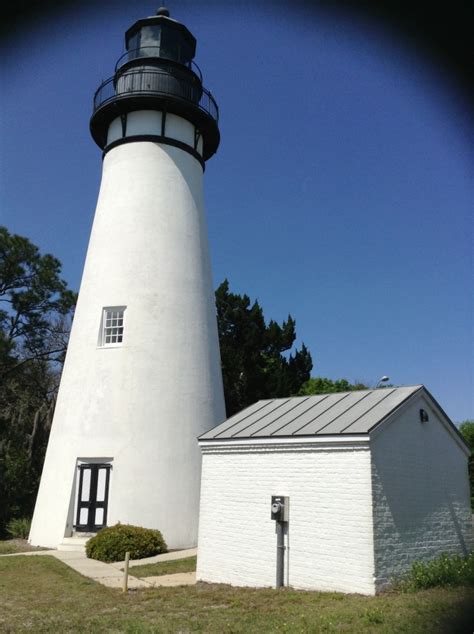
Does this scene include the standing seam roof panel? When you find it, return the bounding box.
[255,394,332,437]
[198,386,425,440]
[269,393,350,437]
[310,389,396,435]
[213,398,290,438]
[344,386,422,433]
[199,400,272,439]
[233,397,311,438]
[293,391,373,435]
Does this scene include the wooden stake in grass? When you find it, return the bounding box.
[122,552,130,593]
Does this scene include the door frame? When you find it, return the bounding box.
[74,462,111,532]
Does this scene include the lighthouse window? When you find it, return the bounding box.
[100,307,125,346]
[140,26,161,57]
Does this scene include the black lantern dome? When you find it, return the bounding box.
[90,8,219,162]
[124,7,196,66]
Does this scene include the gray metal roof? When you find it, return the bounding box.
[199,386,424,440]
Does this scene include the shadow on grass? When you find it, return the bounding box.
[433,594,474,634]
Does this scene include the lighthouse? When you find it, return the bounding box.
[29,8,226,550]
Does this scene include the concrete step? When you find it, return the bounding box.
[57,536,91,552]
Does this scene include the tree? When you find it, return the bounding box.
[215,280,313,416]
[0,226,76,535]
[298,377,368,396]
[459,420,474,511]
[0,226,75,375]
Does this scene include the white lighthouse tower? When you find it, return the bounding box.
[29,7,226,550]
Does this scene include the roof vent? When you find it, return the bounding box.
[419,408,429,423]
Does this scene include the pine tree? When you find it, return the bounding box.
[215,280,313,416]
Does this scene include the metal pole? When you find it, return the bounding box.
[276,521,285,588]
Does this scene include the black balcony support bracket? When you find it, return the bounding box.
[120,113,127,137]
[194,128,201,151]
[161,110,167,136]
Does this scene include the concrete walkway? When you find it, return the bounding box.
[1,547,197,589]
[51,550,151,588]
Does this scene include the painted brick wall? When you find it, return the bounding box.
[371,396,472,590]
[197,442,376,595]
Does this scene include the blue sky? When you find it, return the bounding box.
[1,1,472,421]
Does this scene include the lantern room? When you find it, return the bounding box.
[124,7,197,67]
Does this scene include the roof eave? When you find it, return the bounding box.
[199,434,371,448]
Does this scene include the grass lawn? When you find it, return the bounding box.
[131,555,197,578]
[0,539,46,555]
[0,556,473,633]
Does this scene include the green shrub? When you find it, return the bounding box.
[86,523,167,563]
[397,552,474,591]
[6,517,31,539]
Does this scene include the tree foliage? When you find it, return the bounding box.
[298,377,368,396]
[0,226,75,374]
[216,280,313,416]
[0,226,76,535]
[459,420,474,511]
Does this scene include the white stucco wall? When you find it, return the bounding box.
[371,395,472,590]
[30,126,225,549]
[197,439,376,595]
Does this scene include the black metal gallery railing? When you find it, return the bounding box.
[93,68,218,123]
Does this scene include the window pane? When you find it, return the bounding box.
[96,470,107,502]
[102,307,125,346]
[140,25,161,50]
[81,469,91,502]
[95,508,104,526]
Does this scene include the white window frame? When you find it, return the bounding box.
[99,306,126,347]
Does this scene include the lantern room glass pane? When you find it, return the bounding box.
[161,28,193,64]
[128,32,140,52]
[139,25,161,57]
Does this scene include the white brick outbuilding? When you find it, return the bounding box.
[196,386,472,595]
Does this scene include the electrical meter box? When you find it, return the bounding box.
[271,495,289,522]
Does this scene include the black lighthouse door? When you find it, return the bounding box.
[75,463,111,532]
